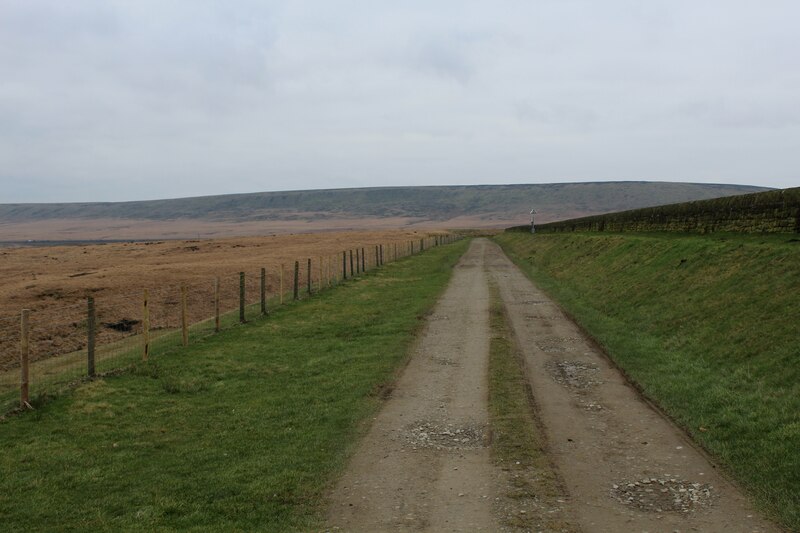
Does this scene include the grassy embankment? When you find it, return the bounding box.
[494,231,799,530]
[0,238,470,532]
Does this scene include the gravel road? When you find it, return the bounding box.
[325,239,778,532]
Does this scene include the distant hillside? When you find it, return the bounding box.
[0,182,769,241]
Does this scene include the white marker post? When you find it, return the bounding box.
[530,208,537,234]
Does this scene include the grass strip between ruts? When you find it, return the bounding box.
[487,282,574,532]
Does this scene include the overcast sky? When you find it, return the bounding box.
[1,1,798,203]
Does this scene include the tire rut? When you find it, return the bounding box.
[325,239,496,532]
[485,239,778,533]
[325,239,778,533]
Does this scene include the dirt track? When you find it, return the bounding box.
[326,239,777,532]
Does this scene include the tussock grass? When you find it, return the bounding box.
[0,239,469,532]
[495,231,799,530]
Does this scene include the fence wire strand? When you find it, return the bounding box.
[0,234,460,413]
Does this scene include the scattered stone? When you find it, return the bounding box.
[523,314,562,321]
[403,421,486,450]
[535,336,582,352]
[517,299,549,305]
[535,341,566,353]
[610,477,714,513]
[546,360,603,389]
[582,400,604,411]
[431,356,457,366]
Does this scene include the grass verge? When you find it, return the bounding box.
[0,293,300,415]
[494,231,799,530]
[0,239,470,532]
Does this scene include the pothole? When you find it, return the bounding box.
[431,356,457,366]
[547,360,602,389]
[611,477,714,513]
[404,421,486,450]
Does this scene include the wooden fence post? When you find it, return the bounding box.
[361,248,366,272]
[293,261,300,300]
[307,258,312,295]
[87,297,96,377]
[355,249,360,274]
[342,251,347,280]
[239,272,246,323]
[181,284,188,346]
[280,264,285,305]
[349,250,354,278]
[20,309,30,408]
[319,257,323,291]
[214,277,220,332]
[375,245,379,267]
[142,290,150,361]
[380,244,384,265]
[261,267,267,316]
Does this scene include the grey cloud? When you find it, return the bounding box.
[514,101,599,130]
[0,0,798,202]
[676,99,800,129]
[404,32,493,85]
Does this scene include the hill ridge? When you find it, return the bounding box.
[0,182,769,241]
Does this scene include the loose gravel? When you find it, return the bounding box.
[611,477,714,513]
[404,421,486,450]
[546,360,603,389]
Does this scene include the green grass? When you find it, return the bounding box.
[0,293,300,415]
[0,239,470,532]
[494,231,800,530]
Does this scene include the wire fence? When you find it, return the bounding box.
[0,234,462,415]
